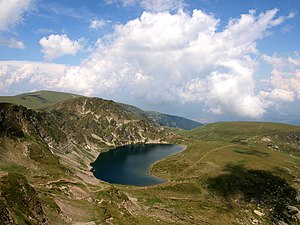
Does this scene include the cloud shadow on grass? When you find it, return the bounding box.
[206,164,299,224]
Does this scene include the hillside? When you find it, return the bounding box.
[1,90,202,130]
[180,121,298,140]
[0,98,170,172]
[0,96,300,224]
[144,110,202,130]
[119,103,202,130]
[0,98,173,224]
[0,90,81,109]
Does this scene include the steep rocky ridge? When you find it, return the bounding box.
[0,98,172,177]
[0,90,203,130]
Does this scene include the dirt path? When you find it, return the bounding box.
[178,144,237,177]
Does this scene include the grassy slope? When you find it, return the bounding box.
[178,121,298,141]
[123,122,300,224]
[0,90,81,109]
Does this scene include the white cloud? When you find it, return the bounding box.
[264,89,295,102]
[57,9,283,118]
[287,11,297,19]
[105,0,185,12]
[0,0,34,31]
[39,34,85,61]
[0,0,34,49]
[0,61,68,93]
[1,9,292,118]
[281,24,293,33]
[89,19,108,30]
[0,38,25,49]
[262,54,300,101]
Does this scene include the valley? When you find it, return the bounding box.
[0,91,300,225]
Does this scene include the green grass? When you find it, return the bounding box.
[0,90,81,109]
[136,122,300,224]
[0,163,29,174]
[28,142,59,164]
[0,173,47,224]
[207,164,299,224]
[94,186,129,203]
[180,121,298,141]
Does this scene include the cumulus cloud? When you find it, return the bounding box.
[89,19,108,30]
[0,61,67,93]
[105,0,185,12]
[262,53,300,101]
[60,8,284,118]
[1,9,292,118]
[39,34,85,61]
[261,88,295,102]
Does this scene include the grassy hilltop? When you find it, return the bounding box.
[0,90,81,109]
[0,91,300,224]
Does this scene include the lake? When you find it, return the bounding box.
[91,144,185,186]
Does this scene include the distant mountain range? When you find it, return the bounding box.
[0,90,202,130]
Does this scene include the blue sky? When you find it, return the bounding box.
[0,0,300,124]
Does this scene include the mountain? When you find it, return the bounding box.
[119,103,203,130]
[0,90,81,109]
[1,92,300,224]
[0,97,173,224]
[1,90,203,130]
[144,111,203,130]
[0,97,171,173]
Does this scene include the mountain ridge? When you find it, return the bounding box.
[0,90,202,130]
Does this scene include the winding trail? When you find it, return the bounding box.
[178,144,237,177]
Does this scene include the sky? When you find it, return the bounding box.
[0,0,300,124]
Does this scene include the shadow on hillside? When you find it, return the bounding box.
[206,164,299,224]
[234,149,268,157]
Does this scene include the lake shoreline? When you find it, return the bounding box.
[91,144,186,186]
[148,144,187,185]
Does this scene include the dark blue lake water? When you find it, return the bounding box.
[91,144,185,186]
